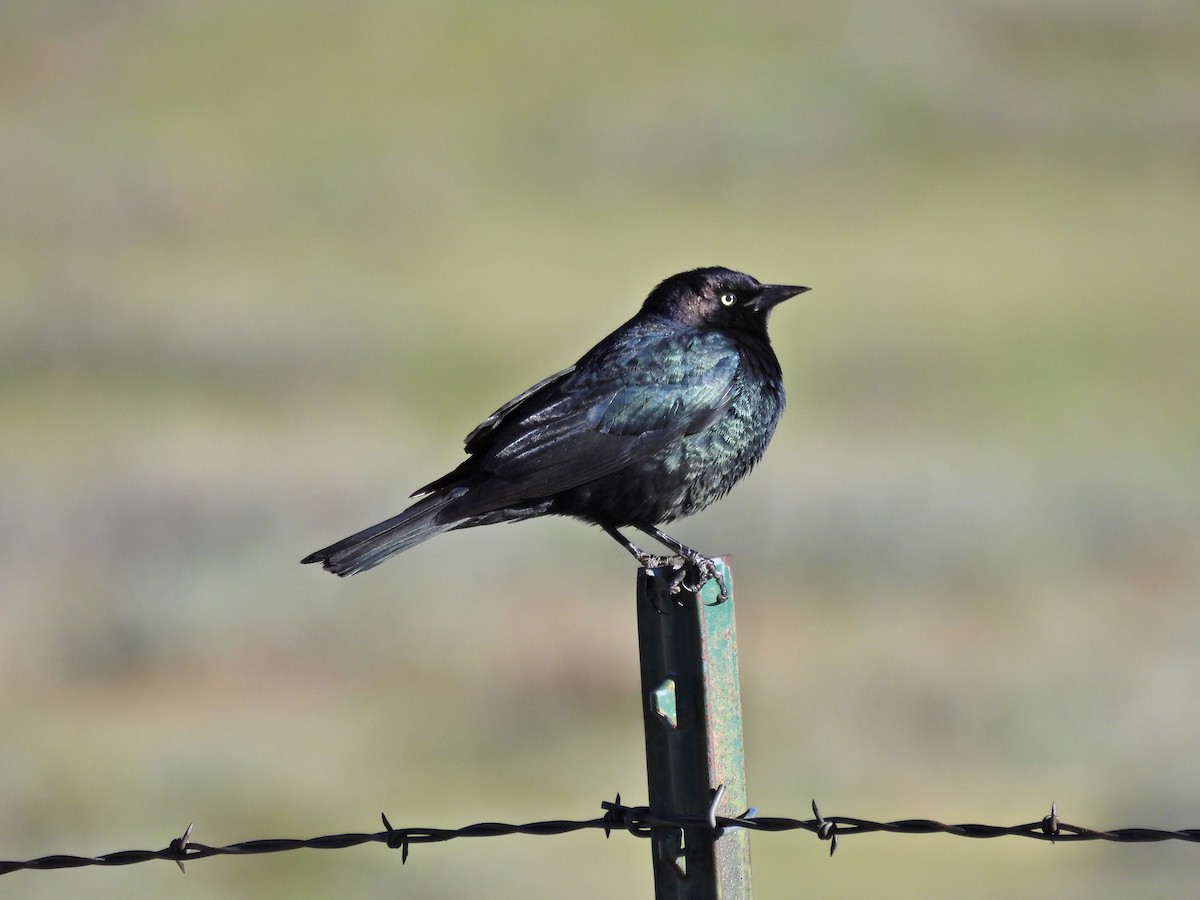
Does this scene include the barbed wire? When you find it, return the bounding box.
[3,795,1199,877]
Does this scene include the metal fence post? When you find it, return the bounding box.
[637,557,752,899]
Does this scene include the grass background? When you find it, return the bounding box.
[2,1,1199,896]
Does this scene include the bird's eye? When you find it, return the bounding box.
[719,293,737,307]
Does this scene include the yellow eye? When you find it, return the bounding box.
[719,293,736,307]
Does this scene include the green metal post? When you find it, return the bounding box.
[636,557,752,899]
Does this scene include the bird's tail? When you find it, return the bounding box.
[301,492,463,576]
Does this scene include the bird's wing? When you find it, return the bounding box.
[467,331,740,500]
[461,365,578,454]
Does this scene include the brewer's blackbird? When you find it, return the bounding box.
[302,267,808,600]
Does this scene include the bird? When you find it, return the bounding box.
[302,266,809,601]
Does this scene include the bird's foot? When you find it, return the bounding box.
[635,551,682,571]
[642,553,728,607]
[636,553,687,610]
[679,553,728,606]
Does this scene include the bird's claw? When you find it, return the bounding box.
[681,554,728,605]
[636,552,682,571]
[644,554,728,607]
[637,554,685,610]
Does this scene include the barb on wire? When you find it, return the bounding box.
[812,800,838,856]
[3,797,1199,877]
[169,823,193,874]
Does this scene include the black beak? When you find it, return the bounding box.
[753,283,810,310]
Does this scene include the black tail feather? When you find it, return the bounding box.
[301,493,461,576]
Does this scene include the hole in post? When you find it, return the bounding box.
[651,678,678,729]
[655,827,686,878]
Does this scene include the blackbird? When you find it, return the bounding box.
[302,267,808,600]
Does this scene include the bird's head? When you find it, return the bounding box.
[642,267,809,333]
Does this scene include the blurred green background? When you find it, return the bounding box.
[3,1,1199,897]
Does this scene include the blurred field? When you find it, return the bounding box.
[2,1,1199,897]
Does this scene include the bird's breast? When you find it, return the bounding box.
[549,329,785,528]
[672,373,783,519]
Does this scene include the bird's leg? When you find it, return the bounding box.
[633,525,729,605]
[601,524,680,568]
[601,525,690,605]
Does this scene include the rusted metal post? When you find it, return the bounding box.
[636,557,752,899]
